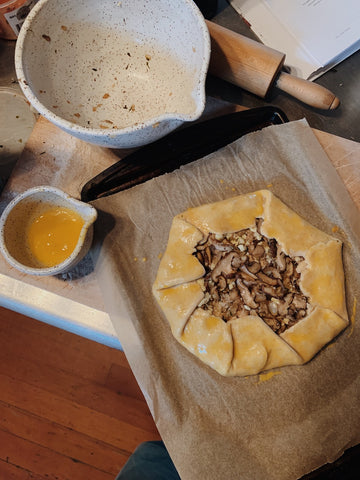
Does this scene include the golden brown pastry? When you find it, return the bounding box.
[153,190,348,376]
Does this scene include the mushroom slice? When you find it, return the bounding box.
[257,271,278,286]
[252,244,265,258]
[211,252,240,281]
[217,275,227,291]
[236,278,258,309]
[247,262,261,274]
[240,264,258,279]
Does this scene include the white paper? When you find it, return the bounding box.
[230,0,360,79]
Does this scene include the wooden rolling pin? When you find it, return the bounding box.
[206,20,339,110]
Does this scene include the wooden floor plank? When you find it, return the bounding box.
[0,309,118,386]
[105,362,145,401]
[0,308,126,370]
[0,306,161,478]
[0,429,114,480]
[0,307,122,366]
[0,371,154,453]
[0,401,128,475]
[0,343,158,434]
[0,458,48,480]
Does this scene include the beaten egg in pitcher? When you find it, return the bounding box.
[27,205,85,267]
[0,186,97,276]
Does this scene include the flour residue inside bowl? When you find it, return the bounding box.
[34,23,198,129]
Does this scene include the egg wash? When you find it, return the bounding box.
[27,206,84,267]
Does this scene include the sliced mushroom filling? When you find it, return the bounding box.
[194,219,309,334]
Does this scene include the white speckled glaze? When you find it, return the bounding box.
[15,0,210,148]
[0,186,97,276]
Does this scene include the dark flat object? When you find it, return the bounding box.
[81,106,288,202]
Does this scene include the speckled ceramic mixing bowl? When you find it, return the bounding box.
[15,0,210,148]
[0,186,97,276]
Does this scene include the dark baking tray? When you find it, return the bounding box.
[81,106,288,202]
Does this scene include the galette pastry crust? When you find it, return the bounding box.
[153,190,348,376]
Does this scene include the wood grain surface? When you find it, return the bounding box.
[0,306,160,479]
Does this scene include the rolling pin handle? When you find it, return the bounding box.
[275,72,340,110]
[205,20,340,111]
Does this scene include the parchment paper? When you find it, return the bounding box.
[92,119,360,480]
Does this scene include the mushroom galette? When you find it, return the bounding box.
[153,190,348,376]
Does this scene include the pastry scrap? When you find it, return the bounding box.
[153,190,348,376]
